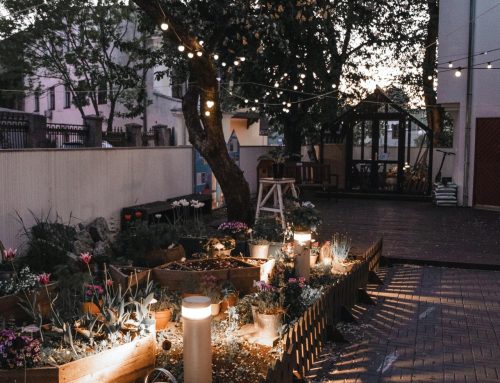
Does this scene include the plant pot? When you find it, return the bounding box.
[152,309,172,330]
[255,311,283,339]
[249,243,270,259]
[211,302,221,316]
[145,245,185,267]
[310,254,318,267]
[272,163,285,179]
[268,242,283,258]
[220,294,238,312]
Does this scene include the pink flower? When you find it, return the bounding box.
[80,252,92,265]
[106,279,113,287]
[38,273,51,285]
[2,248,17,262]
[288,278,297,283]
[298,277,306,284]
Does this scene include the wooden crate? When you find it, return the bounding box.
[262,238,383,382]
[0,334,156,383]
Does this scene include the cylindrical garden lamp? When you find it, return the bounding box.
[293,230,312,281]
[182,296,212,383]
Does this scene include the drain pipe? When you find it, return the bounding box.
[463,0,475,206]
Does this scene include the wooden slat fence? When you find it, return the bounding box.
[263,238,383,382]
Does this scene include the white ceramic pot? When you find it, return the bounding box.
[250,243,270,259]
[255,312,283,339]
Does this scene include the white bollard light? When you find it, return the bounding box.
[293,231,312,281]
[182,296,212,383]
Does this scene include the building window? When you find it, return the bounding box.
[34,91,40,112]
[97,82,107,105]
[48,87,55,110]
[64,86,71,108]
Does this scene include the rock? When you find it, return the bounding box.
[93,240,111,258]
[87,217,110,243]
[73,240,93,256]
[74,229,93,245]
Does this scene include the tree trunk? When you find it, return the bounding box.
[423,0,443,145]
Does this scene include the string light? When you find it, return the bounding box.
[213,54,219,60]
[448,62,453,68]
[244,99,249,103]
[196,51,203,57]
[240,57,246,62]
[187,52,194,59]
[254,99,258,103]
[204,111,211,117]
[199,40,204,46]
[293,85,298,90]
[160,22,169,31]
[455,68,462,77]
[222,62,227,67]
[331,84,336,89]
[178,45,185,52]
[487,62,492,69]
[427,75,433,80]
[274,82,279,88]
[251,106,256,111]
[234,60,240,66]
[282,101,286,105]
[206,100,214,109]
[300,73,306,79]
[286,102,291,107]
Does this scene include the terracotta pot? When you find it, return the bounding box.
[220,294,238,312]
[81,300,102,315]
[310,254,318,267]
[255,311,283,339]
[211,302,221,316]
[249,243,270,259]
[153,309,172,330]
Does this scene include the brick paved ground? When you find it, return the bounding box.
[314,199,500,266]
[306,264,500,383]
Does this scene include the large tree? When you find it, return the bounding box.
[0,0,156,131]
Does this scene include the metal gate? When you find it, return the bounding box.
[474,118,500,207]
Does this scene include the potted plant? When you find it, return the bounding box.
[252,217,285,257]
[310,241,320,266]
[149,288,181,330]
[331,233,354,273]
[217,221,249,255]
[81,283,104,315]
[173,199,208,257]
[200,274,222,316]
[251,281,285,339]
[220,281,238,312]
[286,201,322,235]
[248,238,270,259]
[258,147,288,179]
[203,237,236,258]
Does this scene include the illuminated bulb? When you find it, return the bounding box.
[265,91,270,96]
[240,57,246,62]
[448,62,453,68]
[332,84,336,88]
[222,62,227,67]
[187,52,194,58]
[244,99,249,103]
[254,99,258,103]
[178,45,185,52]
[487,62,492,69]
[213,54,219,60]
[251,106,256,111]
[204,111,210,116]
[427,75,433,80]
[455,68,462,77]
[283,73,288,77]
[293,231,312,245]
[293,85,298,90]
[287,102,291,107]
[196,51,203,57]
[300,73,306,79]
[160,22,169,31]
[274,82,279,88]
[282,101,286,105]
[206,100,214,109]
[234,60,240,66]
[199,40,204,46]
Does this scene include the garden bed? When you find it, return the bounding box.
[109,264,152,290]
[0,334,156,383]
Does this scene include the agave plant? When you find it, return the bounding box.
[331,233,351,262]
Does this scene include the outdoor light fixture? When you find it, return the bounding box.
[240,57,246,62]
[196,51,203,57]
[287,102,291,107]
[427,75,433,80]
[160,22,169,31]
[293,231,312,245]
[300,73,306,79]
[244,99,249,103]
[251,106,256,111]
[487,62,492,69]
[199,40,204,46]
[182,296,212,383]
[206,100,214,109]
[448,62,453,68]
[455,68,462,77]
[274,82,279,88]
[187,52,194,59]
[294,85,298,90]
[234,60,240,66]
[178,45,185,52]
[332,84,336,88]
[213,54,219,60]
[222,62,227,67]
[294,231,312,282]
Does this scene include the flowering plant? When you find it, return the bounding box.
[286,201,322,232]
[252,281,284,315]
[203,236,236,254]
[310,241,320,256]
[0,266,40,296]
[217,221,249,236]
[0,329,41,369]
[200,274,222,303]
[2,248,17,263]
[84,284,104,302]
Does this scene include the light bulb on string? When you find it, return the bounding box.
[199,40,204,46]
[187,52,194,59]
[448,62,453,68]
[178,45,185,52]
[254,99,258,103]
[427,75,433,80]
[265,91,270,96]
[293,85,298,90]
[204,111,210,117]
[196,51,203,57]
[240,57,246,62]
[244,99,249,103]
[206,100,214,109]
[283,73,288,77]
[222,62,227,67]
[331,84,336,89]
[274,82,279,88]
[300,73,306,79]
[487,62,492,69]
[455,68,462,77]
[234,60,240,66]
[160,22,169,31]
[282,101,286,106]
[213,54,219,61]
[287,103,291,107]
[251,106,256,111]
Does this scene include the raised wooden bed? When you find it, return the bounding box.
[109,264,152,291]
[0,334,156,383]
[262,238,383,383]
[153,257,273,294]
[0,283,58,323]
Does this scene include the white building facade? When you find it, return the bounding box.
[437,0,500,208]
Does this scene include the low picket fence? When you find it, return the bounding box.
[263,238,383,382]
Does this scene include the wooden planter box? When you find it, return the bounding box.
[0,283,57,323]
[109,265,152,291]
[153,257,274,294]
[0,334,156,383]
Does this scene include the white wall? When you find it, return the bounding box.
[239,146,270,195]
[437,0,500,205]
[0,147,193,248]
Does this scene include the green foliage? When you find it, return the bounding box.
[252,216,284,243]
[286,202,322,232]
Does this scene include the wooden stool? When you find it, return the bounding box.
[255,178,298,229]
